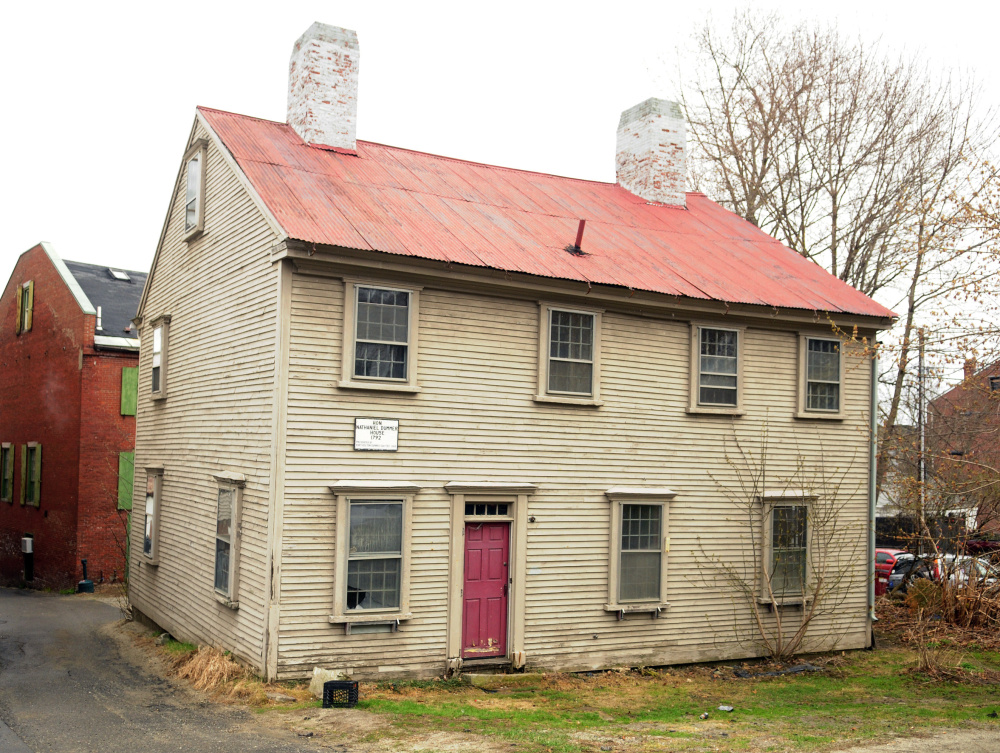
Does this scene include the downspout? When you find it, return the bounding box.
[868,344,879,638]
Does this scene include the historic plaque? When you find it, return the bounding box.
[354,418,399,451]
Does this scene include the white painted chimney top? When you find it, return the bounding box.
[615,98,686,207]
[287,23,360,152]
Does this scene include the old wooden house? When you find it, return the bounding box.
[129,23,895,680]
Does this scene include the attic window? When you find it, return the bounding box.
[109,269,130,281]
[182,139,208,241]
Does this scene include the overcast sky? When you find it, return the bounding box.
[2,0,997,306]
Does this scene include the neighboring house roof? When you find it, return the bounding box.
[199,106,896,320]
[63,260,147,344]
[931,359,1000,407]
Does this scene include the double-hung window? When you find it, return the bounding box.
[346,501,402,611]
[182,139,207,240]
[605,487,674,613]
[536,304,602,405]
[797,336,844,418]
[212,472,244,608]
[149,315,170,399]
[329,481,418,625]
[1,444,13,502]
[143,470,163,563]
[769,505,808,600]
[690,324,744,413]
[340,280,421,392]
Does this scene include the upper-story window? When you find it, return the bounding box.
[536,304,603,406]
[21,443,41,507]
[339,280,421,392]
[689,324,745,414]
[990,376,1000,392]
[149,315,170,400]
[1,444,13,503]
[182,140,207,240]
[798,335,845,419]
[15,281,33,335]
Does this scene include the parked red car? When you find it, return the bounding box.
[875,548,910,596]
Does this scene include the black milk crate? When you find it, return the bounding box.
[322,680,359,708]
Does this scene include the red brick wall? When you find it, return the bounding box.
[0,244,137,588]
[0,245,85,587]
[77,350,135,583]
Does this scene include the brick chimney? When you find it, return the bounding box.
[287,23,359,152]
[964,358,977,382]
[615,98,686,207]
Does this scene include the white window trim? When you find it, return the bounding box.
[328,481,419,624]
[758,490,817,606]
[796,334,846,419]
[339,278,422,393]
[687,322,746,415]
[142,468,164,566]
[149,314,171,401]
[182,139,207,242]
[535,302,603,406]
[212,472,246,609]
[604,487,675,614]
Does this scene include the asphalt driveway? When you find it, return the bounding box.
[0,588,324,752]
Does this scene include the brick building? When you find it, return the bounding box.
[0,242,146,588]
[928,359,1000,533]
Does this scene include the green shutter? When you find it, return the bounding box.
[30,445,41,507]
[18,445,26,505]
[118,452,135,510]
[121,367,138,416]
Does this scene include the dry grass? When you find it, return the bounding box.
[172,646,269,703]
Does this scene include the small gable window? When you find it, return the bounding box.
[15,281,33,335]
[182,140,207,240]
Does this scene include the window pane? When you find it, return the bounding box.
[807,382,839,411]
[550,311,593,361]
[548,360,592,394]
[700,386,737,405]
[216,489,232,541]
[620,551,660,601]
[355,343,407,379]
[349,503,402,555]
[152,327,162,354]
[185,156,200,230]
[214,539,230,593]
[701,329,737,358]
[807,340,839,382]
[356,287,408,344]
[700,355,738,375]
[347,557,401,610]
[772,548,805,595]
[621,504,661,550]
[144,476,156,556]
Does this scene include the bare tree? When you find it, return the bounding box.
[681,10,997,500]
[700,421,864,660]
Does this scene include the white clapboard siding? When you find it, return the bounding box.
[277,272,875,678]
[129,119,280,673]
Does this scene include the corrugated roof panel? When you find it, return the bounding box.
[198,107,896,320]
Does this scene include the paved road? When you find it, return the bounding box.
[0,588,325,752]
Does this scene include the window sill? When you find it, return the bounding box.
[338,380,421,394]
[534,394,603,407]
[604,603,669,614]
[140,557,160,567]
[182,226,204,243]
[686,406,745,416]
[757,597,811,607]
[794,411,844,421]
[214,593,239,610]
[328,612,412,624]
[151,392,167,402]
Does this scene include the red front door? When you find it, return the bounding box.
[462,522,509,659]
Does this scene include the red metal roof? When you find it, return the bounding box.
[200,106,895,320]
